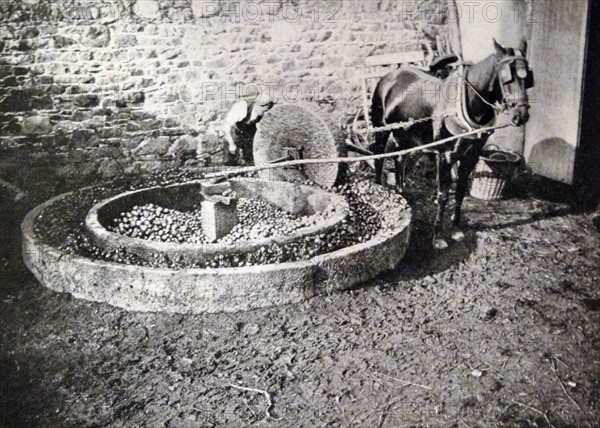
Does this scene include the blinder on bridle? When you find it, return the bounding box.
[498,52,535,89]
[494,50,534,112]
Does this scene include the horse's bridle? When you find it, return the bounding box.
[452,52,533,135]
[494,51,534,111]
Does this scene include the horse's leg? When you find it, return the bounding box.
[433,152,453,249]
[394,156,404,190]
[368,131,389,185]
[451,148,480,240]
[385,135,404,190]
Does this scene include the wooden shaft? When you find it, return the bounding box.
[269,154,293,164]
[446,0,463,58]
[345,141,374,156]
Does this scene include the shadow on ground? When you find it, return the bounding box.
[373,170,580,285]
[2,169,600,427]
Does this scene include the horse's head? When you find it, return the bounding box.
[492,38,534,126]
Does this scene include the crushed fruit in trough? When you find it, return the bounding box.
[34,173,408,269]
[108,197,335,245]
[109,203,207,244]
[221,197,327,243]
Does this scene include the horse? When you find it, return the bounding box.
[369,38,534,248]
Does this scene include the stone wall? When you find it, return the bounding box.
[0,0,446,186]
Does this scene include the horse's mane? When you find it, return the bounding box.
[466,53,498,93]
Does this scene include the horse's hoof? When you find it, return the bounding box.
[451,230,465,242]
[433,239,449,250]
[451,215,468,226]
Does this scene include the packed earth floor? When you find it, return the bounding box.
[1,168,599,427]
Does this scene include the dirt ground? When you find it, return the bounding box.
[1,171,599,428]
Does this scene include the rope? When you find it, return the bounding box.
[351,111,447,135]
[367,115,441,133]
[204,123,510,180]
[351,60,511,139]
[352,67,498,138]
[455,65,503,113]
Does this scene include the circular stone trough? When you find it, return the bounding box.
[85,178,350,265]
[22,179,412,314]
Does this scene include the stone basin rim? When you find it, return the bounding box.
[22,182,412,314]
[23,187,408,272]
[84,178,350,260]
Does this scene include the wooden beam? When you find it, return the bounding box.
[364,51,425,67]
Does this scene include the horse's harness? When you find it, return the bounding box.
[452,50,533,137]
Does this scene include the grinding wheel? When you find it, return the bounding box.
[253,102,347,188]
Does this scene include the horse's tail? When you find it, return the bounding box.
[370,84,385,128]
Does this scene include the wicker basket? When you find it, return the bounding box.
[470,150,521,201]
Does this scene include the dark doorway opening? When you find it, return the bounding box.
[576,0,600,209]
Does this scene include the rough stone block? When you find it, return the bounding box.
[16,39,33,51]
[53,35,77,48]
[53,74,80,85]
[99,126,123,139]
[22,116,52,135]
[20,26,40,38]
[127,91,145,104]
[0,66,11,80]
[45,62,68,75]
[165,135,196,158]
[126,121,141,132]
[91,50,114,62]
[74,94,100,107]
[0,91,31,112]
[82,117,106,129]
[72,110,93,121]
[58,51,85,63]
[130,110,155,120]
[200,179,229,194]
[65,84,84,95]
[139,118,161,131]
[113,34,138,48]
[53,120,84,133]
[71,128,96,144]
[133,136,171,156]
[93,107,114,117]
[201,198,238,242]
[2,76,18,86]
[199,131,222,151]
[97,157,122,178]
[163,116,179,128]
[12,66,29,76]
[31,64,45,75]
[125,24,145,33]
[0,116,22,135]
[30,96,54,110]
